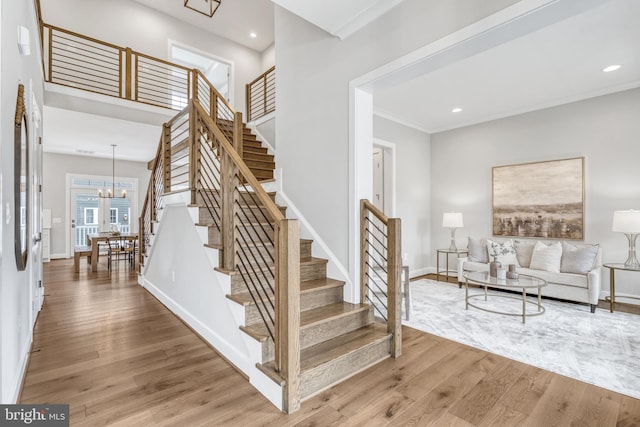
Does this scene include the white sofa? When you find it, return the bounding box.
[456,239,602,313]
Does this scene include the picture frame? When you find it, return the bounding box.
[492,157,584,240]
[14,83,29,271]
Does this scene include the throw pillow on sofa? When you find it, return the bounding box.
[560,241,599,274]
[467,237,489,263]
[529,241,562,273]
[487,239,520,267]
[514,240,536,268]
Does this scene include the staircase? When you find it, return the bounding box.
[140,99,403,413]
[222,200,392,401]
[219,122,275,182]
[192,187,393,401]
[39,20,402,412]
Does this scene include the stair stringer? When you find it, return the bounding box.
[139,201,284,410]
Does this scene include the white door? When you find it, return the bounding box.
[372,148,384,213]
[30,85,44,325]
[68,175,137,252]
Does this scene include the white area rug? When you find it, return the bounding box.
[404,279,640,399]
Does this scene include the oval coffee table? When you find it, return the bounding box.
[463,271,547,323]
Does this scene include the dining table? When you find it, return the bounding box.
[86,232,138,272]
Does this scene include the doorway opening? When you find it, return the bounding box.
[66,174,137,256]
[169,41,232,101]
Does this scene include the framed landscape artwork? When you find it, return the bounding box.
[492,157,584,240]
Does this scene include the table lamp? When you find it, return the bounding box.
[612,210,640,268]
[443,212,463,251]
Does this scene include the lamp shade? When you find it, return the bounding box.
[442,212,463,228]
[612,210,640,233]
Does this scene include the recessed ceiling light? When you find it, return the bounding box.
[249,32,257,38]
[451,107,463,113]
[602,64,621,73]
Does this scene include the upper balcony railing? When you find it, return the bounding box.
[41,23,234,114]
[246,66,275,122]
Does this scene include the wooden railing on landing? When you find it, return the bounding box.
[360,200,402,357]
[40,23,223,112]
[246,66,275,122]
[139,92,301,412]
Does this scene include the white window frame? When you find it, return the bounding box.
[110,208,118,225]
[84,207,98,225]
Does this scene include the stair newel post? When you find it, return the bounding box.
[191,70,199,104]
[387,218,402,358]
[188,101,198,205]
[124,47,132,100]
[275,218,301,413]
[162,123,171,195]
[359,199,368,305]
[245,83,251,122]
[220,147,238,271]
[210,87,217,124]
[233,111,243,159]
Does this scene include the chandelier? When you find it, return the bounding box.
[184,0,221,17]
[99,144,126,199]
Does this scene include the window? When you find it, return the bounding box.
[84,208,98,225]
[110,208,118,225]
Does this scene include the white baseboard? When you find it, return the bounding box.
[143,278,251,375]
[51,253,67,259]
[6,335,32,403]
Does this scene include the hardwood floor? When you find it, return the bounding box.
[20,259,640,426]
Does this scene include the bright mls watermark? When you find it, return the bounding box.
[0,405,69,426]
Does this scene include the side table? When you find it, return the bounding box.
[436,248,468,285]
[603,263,640,313]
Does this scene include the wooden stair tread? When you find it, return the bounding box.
[228,256,326,273]
[300,323,390,372]
[227,278,344,306]
[258,324,390,378]
[241,302,368,341]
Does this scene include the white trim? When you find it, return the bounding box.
[66,173,139,257]
[249,124,276,155]
[349,0,609,305]
[143,278,251,373]
[330,0,405,40]
[6,336,33,403]
[168,39,235,104]
[372,138,397,217]
[248,110,275,127]
[276,191,352,296]
[373,109,431,134]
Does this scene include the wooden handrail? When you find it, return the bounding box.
[193,100,285,223]
[361,199,388,225]
[193,69,236,116]
[360,199,402,358]
[139,92,298,412]
[42,23,124,51]
[247,65,275,87]
[246,66,275,122]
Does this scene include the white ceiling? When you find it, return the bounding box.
[373,0,640,133]
[44,107,161,162]
[132,0,275,52]
[272,0,405,40]
[44,0,640,163]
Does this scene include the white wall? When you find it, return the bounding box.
[275,0,519,286]
[261,43,275,70]
[43,152,150,257]
[1,0,44,403]
[373,115,431,277]
[41,0,263,115]
[431,88,640,297]
[143,205,251,370]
